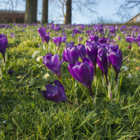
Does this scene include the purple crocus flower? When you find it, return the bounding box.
[43,53,63,79]
[86,30,91,36]
[62,36,67,42]
[125,35,135,44]
[0,34,8,62]
[109,49,123,84]
[52,36,62,51]
[43,33,51,44]
[68,57,94,98]
[98,26,104,34]
[97,47,108,85]
[62,46,79,64]
[71,34,75,38]
[118,36,121,40]
[41,80,69,103]
[86,41,98,76]
[7,70,15,75]
[77,44,86,59]
[99,37,107,44]
[109,26,115,34]
[78,37,83,42]
[53,26,61,31]
[72,28,80,34]
[38,27,51,44]
[11,33,16,37]
[138,41,140,47]
[38,27,46,39]
[67,41,74,47]
[87,34,99,42]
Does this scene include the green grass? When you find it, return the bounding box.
[0,24,140,139]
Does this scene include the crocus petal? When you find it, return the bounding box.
[51,54,60,67]
[68,64,83,84]
[70,47,79,64]
[77,62,93,87]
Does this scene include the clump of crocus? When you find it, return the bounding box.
[125,35,134,44]
[77,44,86,59]
[62,46,79,64]
[41,80,71,104]
[43,53,63,79]
[87,34,99,43]
[68,57,94,99]
[0,34,8,62]
[72,28,80,34]
[86,30,91,36]
[52,36,63,52]
[67,41,75,47]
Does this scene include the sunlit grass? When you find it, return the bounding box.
[0,24,140,139]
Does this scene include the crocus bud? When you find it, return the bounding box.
[0,34,8,62]
[62,46,79,64]
[68,57,94,98]
[77,44,86,59]
[109,49,123,75]
[41,80,68,103]
[43,53,63,79]
[52,36,62,51]
[97,47,108,79]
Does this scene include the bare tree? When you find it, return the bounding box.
[42,0,48,23]
[51,0,98,24]
[116,0,140,22]
[63,0,71,24]
[1,0,25,11]
[24,0,37,23]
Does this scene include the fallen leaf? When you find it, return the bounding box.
[135,66,140,71]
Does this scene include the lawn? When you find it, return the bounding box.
[0,23,140,139]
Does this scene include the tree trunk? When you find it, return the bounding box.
[64,0,72,24]
[42,0,48,23]
[24,0,37,24]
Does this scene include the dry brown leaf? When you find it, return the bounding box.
[135,66,140,71]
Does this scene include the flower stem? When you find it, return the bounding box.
[0,65,2,78]
[108,82,112,100]
[88,87,95,106]
[115,72,118,85]
[105,73,108,86]
[115,72,119,99]
[102,72,105,87]
[93,63,96,76]
[88,87,94,98]
[67,100,73,105]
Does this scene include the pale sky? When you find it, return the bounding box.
[0,0,139,24]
